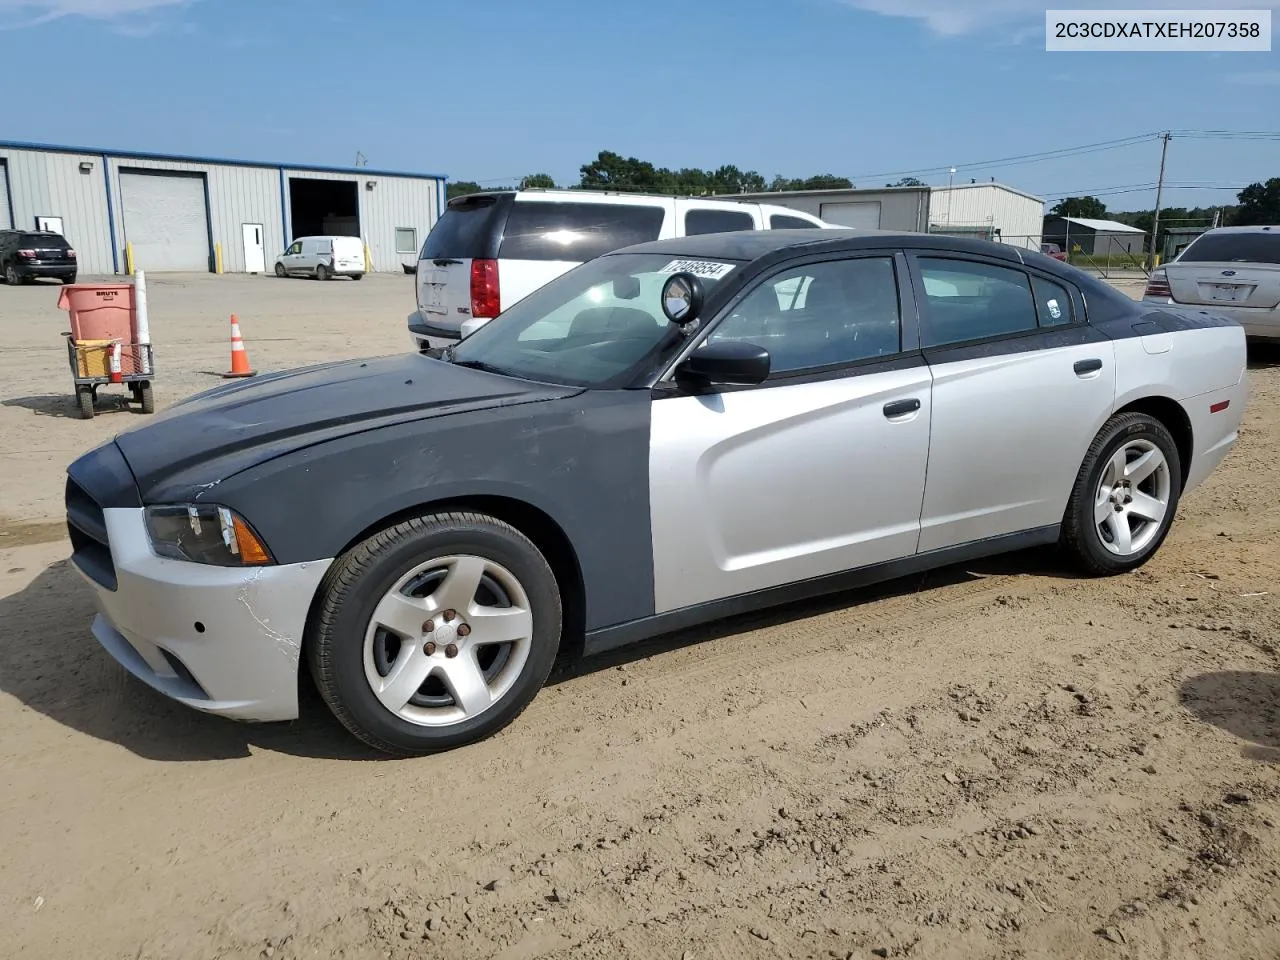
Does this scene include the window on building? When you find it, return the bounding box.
[395,227,418,255]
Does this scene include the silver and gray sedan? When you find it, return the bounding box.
[65,229,1247,756]
[1144,225,1280,340]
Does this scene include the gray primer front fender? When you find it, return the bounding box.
[207,390,658,633]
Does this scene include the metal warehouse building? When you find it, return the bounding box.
[1041,216,1147,257]
[0,140,445,276]
[734,182,1046,250]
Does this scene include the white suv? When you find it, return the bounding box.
[407,189,836,350]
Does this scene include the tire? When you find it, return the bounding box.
[61,274,77,285]
[308,511,563,756]
[351,273,364,281]
[76,386,94,420]
[138,381,155,414]
[1060,411,1182,576]
[274,262,287,278]
[316,263,330,281]
[5,263,22,285]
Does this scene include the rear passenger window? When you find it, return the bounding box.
[499,202,665,261]
[1032,276,1073,327]
[684,209,756,236]
[769,214,820,229]
[918,258,1038,348]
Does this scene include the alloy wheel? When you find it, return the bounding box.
[1093,439,1172,557]
[362,555,533,727]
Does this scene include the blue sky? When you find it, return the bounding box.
[1,0,1277,214]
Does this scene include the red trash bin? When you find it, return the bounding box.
[57,284,142,375]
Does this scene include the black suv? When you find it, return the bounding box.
[0,230,78,284]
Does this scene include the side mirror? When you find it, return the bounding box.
[661,272,705,325]
[675,340,771,386]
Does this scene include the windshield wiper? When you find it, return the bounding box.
[450,358,506,375]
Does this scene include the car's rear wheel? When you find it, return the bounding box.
[5,263,22,285]
[307,511,562,755]
[316,263,330,281]
[1061,411,1181,575]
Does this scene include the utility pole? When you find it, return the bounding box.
[1149,132,1171,270]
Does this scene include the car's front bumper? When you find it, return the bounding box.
[74,507,332,721]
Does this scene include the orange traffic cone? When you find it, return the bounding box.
[222,314,257,379]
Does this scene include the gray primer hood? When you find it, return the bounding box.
[114,353,581,500]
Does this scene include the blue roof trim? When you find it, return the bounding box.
[0,139,447,182]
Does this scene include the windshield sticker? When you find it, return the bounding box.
[659,259,737,280]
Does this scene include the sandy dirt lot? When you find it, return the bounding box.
[1,273,1277,960]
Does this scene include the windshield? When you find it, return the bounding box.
[447,252,741,387]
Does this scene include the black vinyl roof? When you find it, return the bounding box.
[608,228,1134,314]
[612,228,1042,266]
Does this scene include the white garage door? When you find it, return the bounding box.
[0,161,11,229]
[120,170,209,272]
[819,201,882,229]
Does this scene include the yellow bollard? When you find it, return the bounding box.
[125,242,135,275]
[363,242,373,274]
[214,242,223,274]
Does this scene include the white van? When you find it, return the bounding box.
[407,189,836,350]
[274,235,366,281]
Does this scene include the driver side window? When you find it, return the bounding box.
[287,242,302,255]
[705,257,902,376]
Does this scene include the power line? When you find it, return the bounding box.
[847,133,1163,181]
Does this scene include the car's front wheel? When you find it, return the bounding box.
[274,262,287,278]
[1060,411,1182,575]
[307,511,562,755]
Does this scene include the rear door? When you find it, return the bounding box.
[333,237,364,273]
[1164,230,1280,312]
[908,252,1116,552]
[22,232,74,267]
[416,193,514,332]
[496,196,671,312]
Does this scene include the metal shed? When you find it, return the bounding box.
[0,140,446,275]
[1041,216,1147,257]
[733,181,1045,250]
[730,186,931,232]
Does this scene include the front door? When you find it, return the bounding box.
[242,223,266,274]
[649,251,933,614]
[907,252,1117,552]
[281,240,303,273]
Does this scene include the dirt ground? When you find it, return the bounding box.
[1,273,1277,960]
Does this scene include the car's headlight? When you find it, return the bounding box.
[144,504,273,566]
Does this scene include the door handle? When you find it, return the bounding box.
[1074,358,1103,375]
[883,398,921,419]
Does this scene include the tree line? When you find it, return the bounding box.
[448,151,1280,243]
[1049,178,1278,239]
[447,150,861,201]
